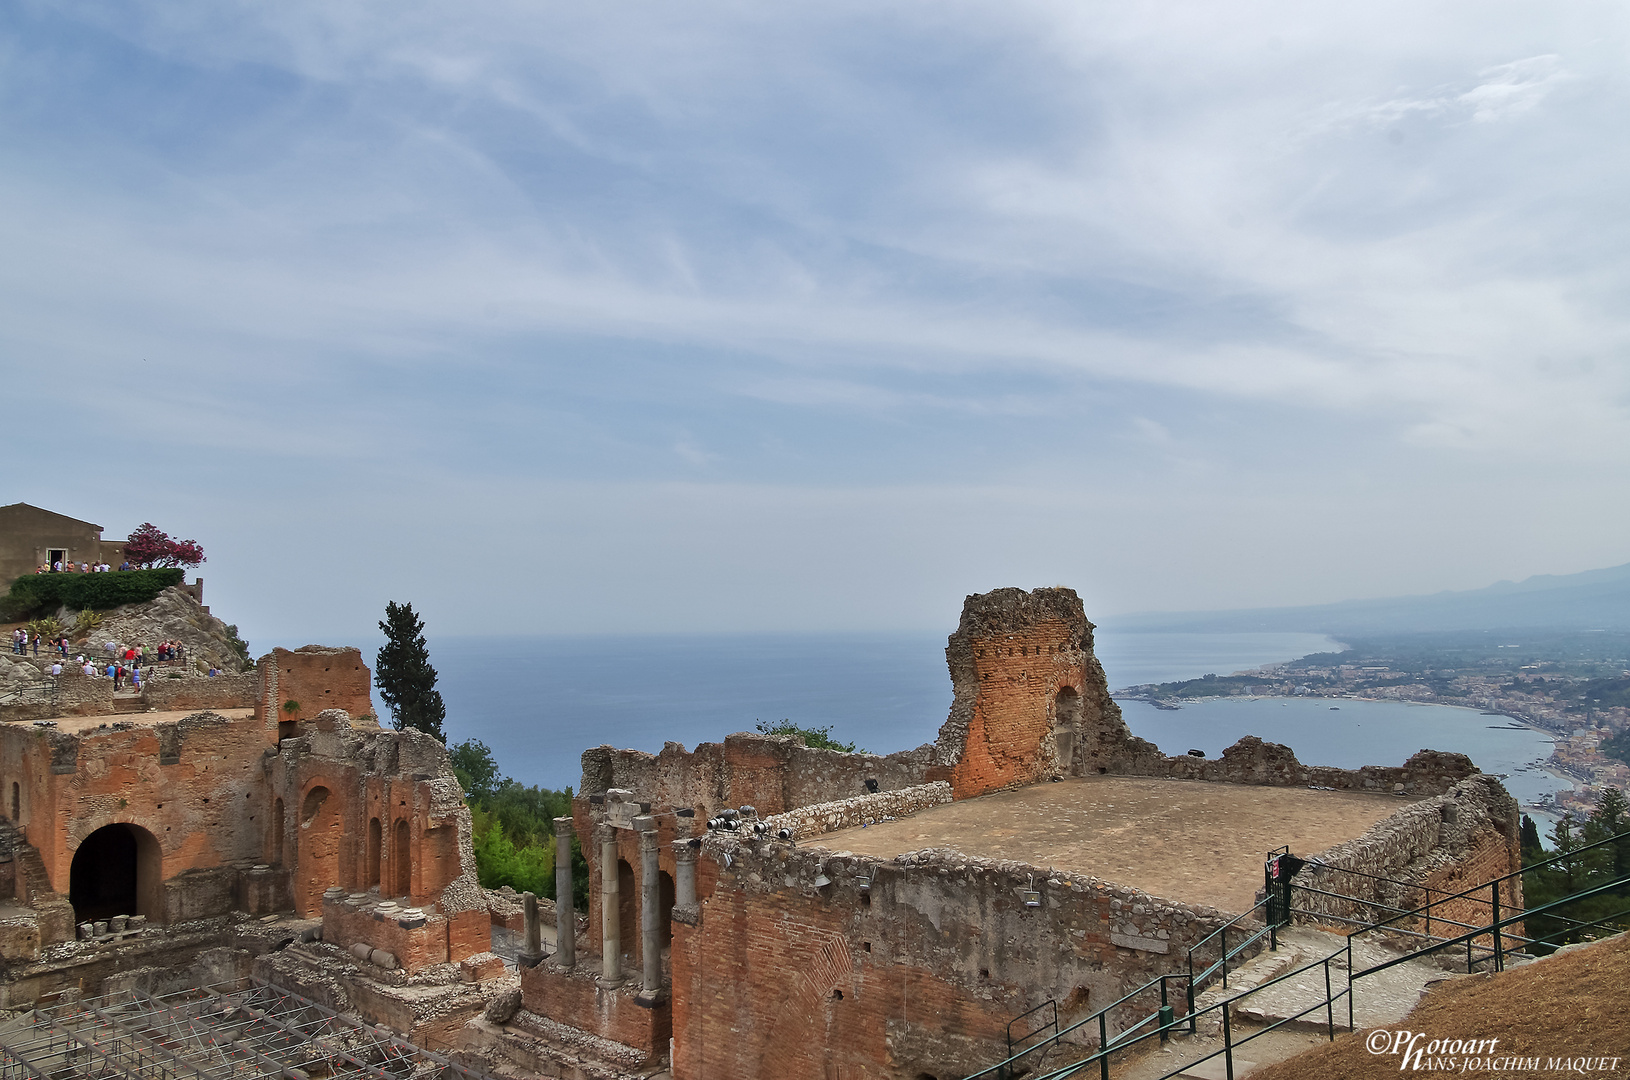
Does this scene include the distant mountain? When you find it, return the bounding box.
[1108,562,1630,636]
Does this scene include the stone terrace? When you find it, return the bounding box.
[817,775,1405,913]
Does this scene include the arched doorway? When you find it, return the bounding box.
[392,819,411,898]
[1053,686,1081,773]
[70,823,162,923]
[367,818,382,889]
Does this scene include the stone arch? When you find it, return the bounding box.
[70,822,163,924]
[754,929,855,1079]
[392,818,411,898]
[1053,685,1081,774]
[296,784,341,915]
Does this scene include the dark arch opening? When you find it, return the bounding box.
[392,818,411,898]
[70,823,162,923]
[617,858,637,968]
[658,869,675,950]
[1053,686,1081,773]
[367,818,382,889]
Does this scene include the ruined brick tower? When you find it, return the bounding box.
[935,586,1131,798]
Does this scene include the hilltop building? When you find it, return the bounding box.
[0,503,132,582]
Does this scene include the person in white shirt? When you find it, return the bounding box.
[82,662,95,676]
[50,662,62,677]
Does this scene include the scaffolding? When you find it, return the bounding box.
[0,979,496,1080]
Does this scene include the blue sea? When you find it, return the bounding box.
[422,630,1563,816]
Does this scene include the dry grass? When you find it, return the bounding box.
[1249,933,1630,1080]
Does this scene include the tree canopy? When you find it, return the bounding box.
[375,600,446,741]
[124,522,206,569]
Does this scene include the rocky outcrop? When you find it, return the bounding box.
[60,586,249,674]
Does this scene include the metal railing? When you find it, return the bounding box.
[962,832,1630,1080]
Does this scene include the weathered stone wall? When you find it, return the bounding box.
[142,673,257,712]
[255,646,376,726]
[670,834,1239,1080]
[1110,735,1479,799]
[49,673,114,716]
[758,782,953,841]
[580,734,946,820]
[1288,774,1522,936]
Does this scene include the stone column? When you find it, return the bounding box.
[637,817,661,997]
[674,840,697,908]
[553,816,575,969]
[599,826,622,984]
[519,891,544,967]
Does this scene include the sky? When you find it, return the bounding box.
[4,1,1629,647]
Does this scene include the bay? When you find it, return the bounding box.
[424,631,1566,816]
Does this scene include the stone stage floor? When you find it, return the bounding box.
[818,775,1406,914]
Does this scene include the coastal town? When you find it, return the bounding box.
[1115,630,1630,821]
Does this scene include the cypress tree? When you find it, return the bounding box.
[375,601,446,741]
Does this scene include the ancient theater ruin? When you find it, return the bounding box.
[0,586,1524,1080]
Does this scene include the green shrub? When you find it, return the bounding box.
[282,699,300,714]
[72,609,103,636]
[5,569,185,616]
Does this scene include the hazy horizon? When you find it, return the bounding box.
[7,2,1628,646]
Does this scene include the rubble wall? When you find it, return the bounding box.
[1289,774,1522,933]
[670,835,1238,1080]
[143,674,257,712]
[1109,735,1479,798]
[758,782,953,841]
[580,735,946,820]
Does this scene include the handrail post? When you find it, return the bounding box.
[1346,938,1353,1032]
[1491,880,1502,972]
[1186,970,1196,1034]
[1324,957,1334,1040]
[1098,1013,1110,1080]
[1222,1006,1235,1080]
[1424,886,1432,939]
[1158,979,1174,1044]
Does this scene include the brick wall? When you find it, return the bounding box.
[671,835,1239,1080]
[255,646,376,726]
[519,963,670,1056]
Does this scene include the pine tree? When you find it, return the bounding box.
[1520,814,1544,867]
[375,601,446,741]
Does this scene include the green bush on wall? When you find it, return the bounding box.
[5,568,186,615]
